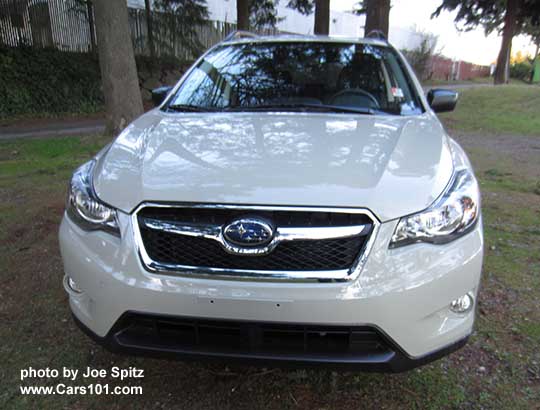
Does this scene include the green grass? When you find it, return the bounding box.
[0,135,111,248]
[1,112,539,409]
[439,85,540,135]
[423,76,527,87]
[0,136,108,181]
[478,167,540,197]
[519,322,540,343]
[0,138,540,410]
[423,76,492,86]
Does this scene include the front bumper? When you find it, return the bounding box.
[71,310,469,372]
[60,211,483,370]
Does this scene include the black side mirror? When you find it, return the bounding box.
[151,86,173,107]
[427,89,459,113]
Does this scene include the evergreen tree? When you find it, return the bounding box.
[432,0,540,84]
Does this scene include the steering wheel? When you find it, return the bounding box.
[328,88,380,109]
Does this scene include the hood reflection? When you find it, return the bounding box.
[94,111,452,221]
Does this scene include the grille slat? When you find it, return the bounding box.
[137,206,373,273]
[138,207,372,227]
[115,314,392,357]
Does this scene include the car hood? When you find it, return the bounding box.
[94,110,453,222]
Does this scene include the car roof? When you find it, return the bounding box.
[221,34,390,48]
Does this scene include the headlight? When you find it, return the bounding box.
[66,160,120,236]
[389,168,479,248]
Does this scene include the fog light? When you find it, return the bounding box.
[450,293,473,313]
[67,276,83,294]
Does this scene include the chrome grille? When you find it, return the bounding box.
[133,204,378,281]
[140,229,366,271]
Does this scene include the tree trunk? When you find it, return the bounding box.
[93,0,143,136]
[86,1,96,53]
[494,0,519,84]
[237,0,250,31]
[531,40,540,83]
[364,0,390,38]
[144,0,155,61]
[314,0,330,35]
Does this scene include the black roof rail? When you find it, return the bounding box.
[223,30,259,42]
[366,30,388,42]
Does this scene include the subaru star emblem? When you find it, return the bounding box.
[223,218,274,247]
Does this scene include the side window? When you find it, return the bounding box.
[383,53,422,115]
[171,61,232,108]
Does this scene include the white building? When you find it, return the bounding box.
[127,0,422,49]
[0,0,422,54]
[128,0,364,37]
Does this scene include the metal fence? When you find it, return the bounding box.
[128,7,239,61]
[0,0,253,59]
[0,0,94,51]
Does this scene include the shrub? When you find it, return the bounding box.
[0,47,103,119]
[510,60,533,81]
[0,47,190,120]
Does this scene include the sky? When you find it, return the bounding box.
[331,0,537,65]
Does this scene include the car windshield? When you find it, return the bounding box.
[166,41,424,116]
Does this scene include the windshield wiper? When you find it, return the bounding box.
[316,104,378,115]
[167,103,383,115]
[166,104,216,112]
[225,103,377,115]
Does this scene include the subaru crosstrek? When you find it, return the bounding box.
[59,33,483,372]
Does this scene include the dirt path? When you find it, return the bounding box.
[451,132,540,181]
[0,117,105,140]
